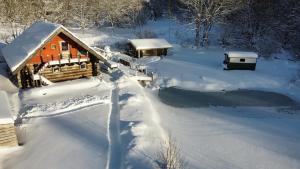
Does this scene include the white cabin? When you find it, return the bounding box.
[224,51,258,70]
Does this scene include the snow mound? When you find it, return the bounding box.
[22,95,110,118]
[0,90,14,124]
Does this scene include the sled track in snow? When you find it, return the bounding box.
[106,86,122,169]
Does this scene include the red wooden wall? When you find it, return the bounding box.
[28,33,88,64]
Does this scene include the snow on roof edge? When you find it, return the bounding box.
[225,51,258,58]
[129,39,172,50]
[0,118,14,124]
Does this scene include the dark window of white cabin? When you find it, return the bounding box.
[240,58,245,62]
[61,42,69,51]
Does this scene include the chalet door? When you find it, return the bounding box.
[60,41,70,59]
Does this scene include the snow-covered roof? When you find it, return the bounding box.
[225,51,258,58]
[2,22,61,73]
[129,39,172,50]
[0,90,14,124]
[1,21,106,74]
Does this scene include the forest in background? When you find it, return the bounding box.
[0,0,299,57]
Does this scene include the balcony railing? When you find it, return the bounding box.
[48,58,89,66]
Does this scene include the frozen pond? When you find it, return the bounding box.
[158,87,298,108]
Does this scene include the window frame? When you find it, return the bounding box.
[52,66,61,73]
[60,41,69,51]
[80,63,87,70]
[51,44,56,50]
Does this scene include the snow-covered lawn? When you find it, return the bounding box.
[2,78,112,169]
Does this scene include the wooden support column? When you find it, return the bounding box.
[16,72,22,88]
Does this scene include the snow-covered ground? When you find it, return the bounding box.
[1,78,112,169]
[148,46,300,99]
[1,18,300,169]
[147,90,300,169]
[143,45,300,169]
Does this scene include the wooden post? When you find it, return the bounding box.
[16,72,22,88]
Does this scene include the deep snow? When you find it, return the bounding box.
[2,79,112,169]
[0,18,299,169]
[0,91,14,124]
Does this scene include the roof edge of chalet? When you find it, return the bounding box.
[129,38,173,50]
[2,21,106,75]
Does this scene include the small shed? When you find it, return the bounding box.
[223,51,258,70]
[128,39,172,58]
[0,91,18,147]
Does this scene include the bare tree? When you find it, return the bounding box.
[180,0,242,48]
[1,0,23,38]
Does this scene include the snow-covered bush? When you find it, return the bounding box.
[155,133,187,169]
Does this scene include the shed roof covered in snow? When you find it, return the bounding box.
[129,39,172,50]
[225,51,258,59]
[0,90,14,124]
[1,21,106,74]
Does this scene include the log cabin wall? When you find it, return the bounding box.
[0,123,18,147]
[39,62,94,82]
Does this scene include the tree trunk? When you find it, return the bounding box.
[195,16,201,48]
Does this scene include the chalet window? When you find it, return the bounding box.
[61,41,69,51]
[51,44,56,49]
[240,58,246,62]
[80,63,87,70]
[52,66,61,73]
[78,50,87,56]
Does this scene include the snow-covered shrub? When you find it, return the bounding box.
[15,124,27,146]
[155,133,187,169]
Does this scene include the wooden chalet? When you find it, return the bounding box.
[1,22,106,88]
[128,39,172,58]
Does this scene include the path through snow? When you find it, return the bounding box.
[106,85,122,169]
